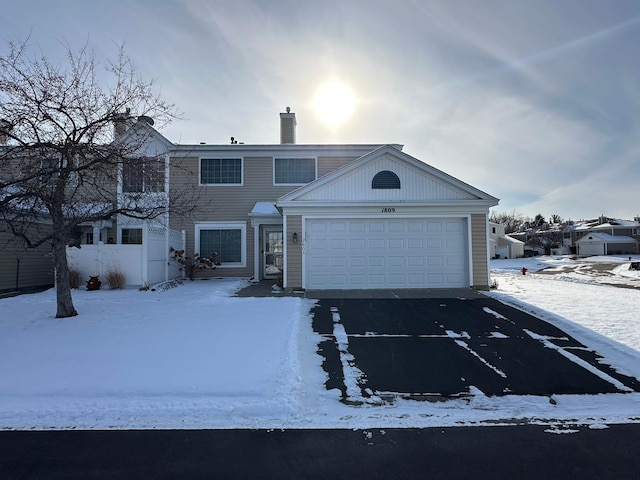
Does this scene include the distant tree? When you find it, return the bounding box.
[549,214,563,224]
[528,229,564,256]
[489,210,524,234]
[0,38,195,318]
[531,213,546,228]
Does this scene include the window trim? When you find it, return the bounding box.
[121,228,143,245]
[195,221,246,268]
[273,157,317,186]
[121,157,166,193]
[199,157,244,186]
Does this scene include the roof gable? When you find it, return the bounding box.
[278,145,498,206]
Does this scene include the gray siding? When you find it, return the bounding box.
[169,154,356,279]
[471,214,489,289]
[285,215,303,289]
[317,156,358,177]
[0,230,54,293]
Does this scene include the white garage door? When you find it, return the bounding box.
[305,218,468,289]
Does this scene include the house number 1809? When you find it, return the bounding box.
[381,207,396,213]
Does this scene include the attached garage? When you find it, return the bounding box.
[576,233,638,256]
[277,145,499,291]
[305,217,468,289]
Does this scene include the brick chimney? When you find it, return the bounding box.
[113,108,133,139]
[280,107,296,144]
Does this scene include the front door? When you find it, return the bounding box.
[264,229,283,279]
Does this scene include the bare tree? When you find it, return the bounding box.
[549,213,563,224]
[528,229,564,256]
[489,209,524,234]
[0,38,191,317]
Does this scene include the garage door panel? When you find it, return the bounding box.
[407,222,424,232]
[369,257,385,267]
[408,238,423,248]
[408,274,426,285]
[389,256,404,267]
[369,222,385,232]
[330,257,347,267]
[388,222,405,232]
[305,218,468,289]
[427,256,443,266]
[408,256,424,267]
[349,256,366,267]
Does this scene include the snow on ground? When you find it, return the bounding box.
[1,256,640,431]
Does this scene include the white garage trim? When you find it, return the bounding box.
[302,215,470,290]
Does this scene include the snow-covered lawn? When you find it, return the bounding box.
[1,255,639,431]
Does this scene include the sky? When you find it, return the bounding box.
[2,0,640,221]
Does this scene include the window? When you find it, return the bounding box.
[122,158,165,193]
[372,170,400,189]
[274,158,316,184]
[122,228,143,244]
[39,158,59,183]
[196,222,246,267]
[201,158,242,185]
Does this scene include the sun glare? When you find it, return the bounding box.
[313,81,355,126]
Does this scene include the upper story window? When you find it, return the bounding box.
[274,158,316,185]
[123,158,165,193]
[201,158,242,185]
[122,228,143,244]
[372,170,400,189]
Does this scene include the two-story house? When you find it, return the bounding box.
[61,108,500,291]
[563,216,639,255]
[165,109,499,291]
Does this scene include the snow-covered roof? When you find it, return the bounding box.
[503,235,525,245]
[571,217,639,231]
[248,202,280,216]
[576,233,637,244]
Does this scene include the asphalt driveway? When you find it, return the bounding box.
[310,297,640,403]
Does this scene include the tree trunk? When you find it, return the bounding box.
[51,214,78,318]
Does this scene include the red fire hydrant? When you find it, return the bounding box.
[521,267,528,276]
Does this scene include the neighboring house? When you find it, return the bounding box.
[168,110,499,291]
[0,227,54,295]
[66,120,184,287]
[5,109,499,291]
[575,233,638,256]
[488,222,524,259]
[563,216,640,254]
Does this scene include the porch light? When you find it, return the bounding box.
[292,232,298,243]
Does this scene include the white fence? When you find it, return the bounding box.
[67,225,186,287]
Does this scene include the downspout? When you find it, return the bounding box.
[164,153,170,282]
[253,223,260,282]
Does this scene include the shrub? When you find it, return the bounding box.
[69,268,80,289]
[105,269,126,290]
[170,247,221,280]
